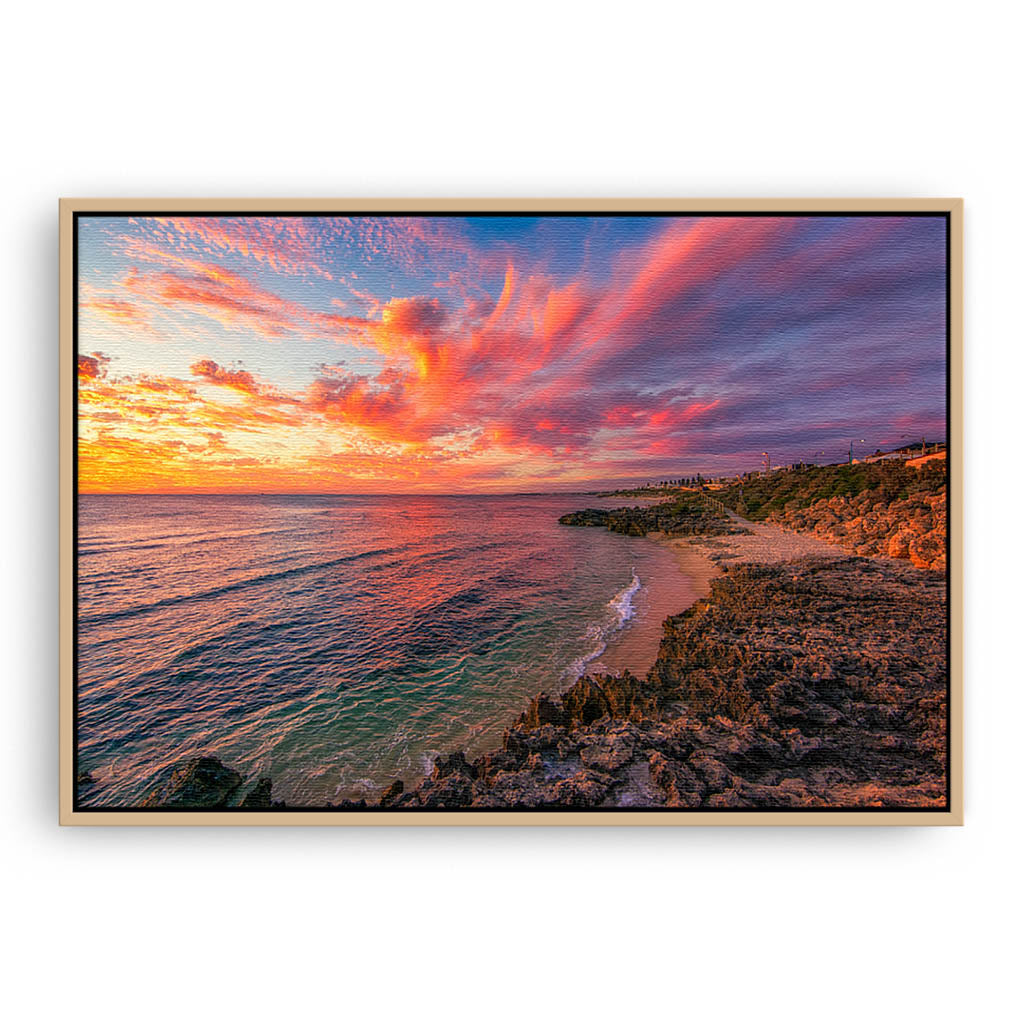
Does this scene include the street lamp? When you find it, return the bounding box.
[762,451,770,474]
[848,439,865,465]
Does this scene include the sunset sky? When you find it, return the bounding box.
[76,214,947,493]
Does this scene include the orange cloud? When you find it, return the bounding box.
[381,296,445,336]
[190,359,259,395]
[77,353,110,380]
[81,297,150,326]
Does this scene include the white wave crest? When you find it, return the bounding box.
[607,569,642,628]
[564,571,643,681]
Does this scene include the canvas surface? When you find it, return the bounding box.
[59,200,962,824]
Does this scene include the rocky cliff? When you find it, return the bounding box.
[767,491,947,571]
[379,556,947,810]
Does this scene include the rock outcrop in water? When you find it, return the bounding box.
[559,497,746,538]
[239,776,277,809]
[137,757,283,809]
[76,770,98,804]
[140,756,244,808]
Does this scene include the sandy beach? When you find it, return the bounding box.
[597,512,851,680]
[592,539,708,678]
[665,511,849,568]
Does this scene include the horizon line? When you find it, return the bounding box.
[77,488,618,498]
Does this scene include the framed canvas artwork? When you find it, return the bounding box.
[59,199,962,824]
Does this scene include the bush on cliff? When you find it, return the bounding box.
[716,460,946,523]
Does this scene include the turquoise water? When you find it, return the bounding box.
[77,493,686,806]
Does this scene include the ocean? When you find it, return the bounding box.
[77,493,694,807]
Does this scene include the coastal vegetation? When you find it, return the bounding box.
[716,459,946,521]
[707,460,949,571]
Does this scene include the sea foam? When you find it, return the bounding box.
[608,569,642,628]
[564,570,643,680]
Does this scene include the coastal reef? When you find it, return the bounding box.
[559,495,746,538]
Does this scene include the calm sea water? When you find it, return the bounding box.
[77,493,689,807]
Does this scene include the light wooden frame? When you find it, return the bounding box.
[59,198,963,825]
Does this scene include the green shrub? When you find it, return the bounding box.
[715,458,946,521]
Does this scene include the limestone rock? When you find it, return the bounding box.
[378,779,404,807]
[909,530,946,571]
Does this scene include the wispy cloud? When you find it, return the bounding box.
[77,214,947,492]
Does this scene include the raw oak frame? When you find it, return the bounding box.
[59,197,964,826]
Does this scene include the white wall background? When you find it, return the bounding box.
[3,2,1019,1021]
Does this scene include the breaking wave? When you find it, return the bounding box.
[564,569,643,681]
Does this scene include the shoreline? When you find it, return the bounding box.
[589,532,714,679]
[379,552,946,810]
[369,506,946,810]
[426,530,713,779]
[654,530,721,598]
[99,501,948,811]
[594,508,853,684]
